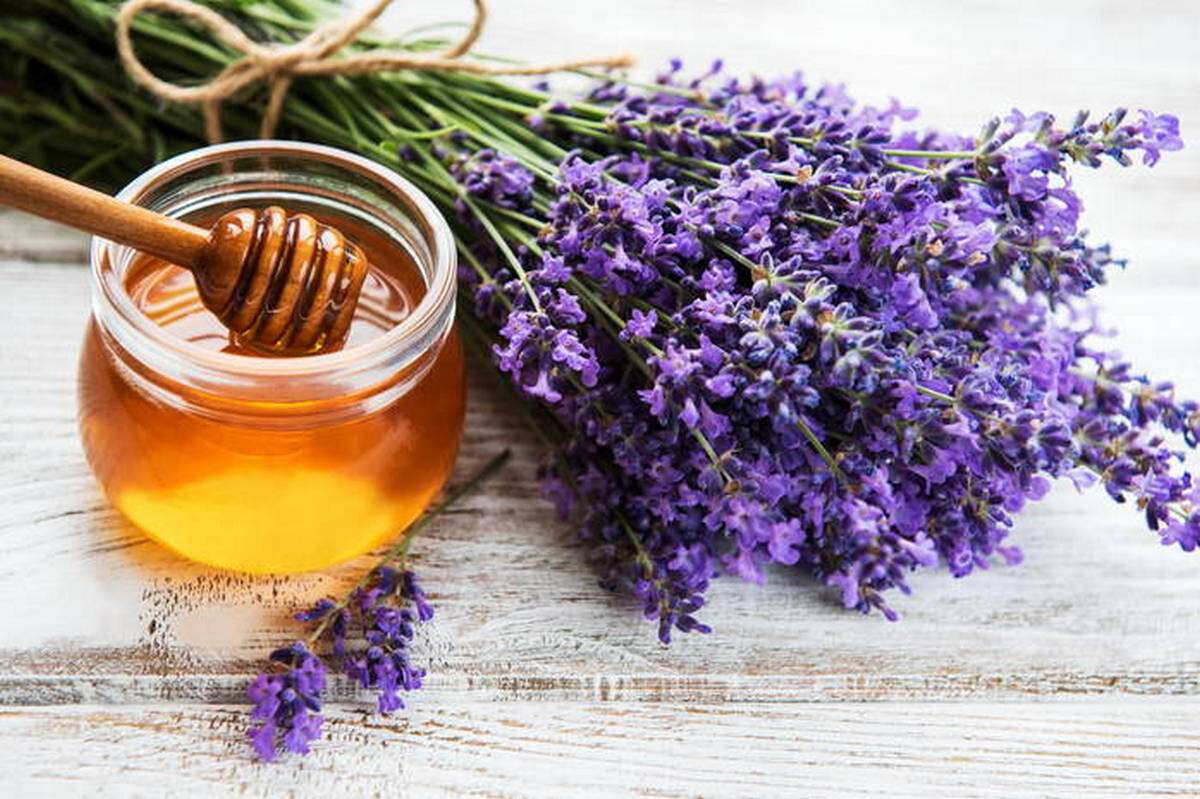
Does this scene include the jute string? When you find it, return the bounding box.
[116,0,634,143]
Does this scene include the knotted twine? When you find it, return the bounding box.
[116,0,634,143]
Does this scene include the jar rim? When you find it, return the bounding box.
[90,140,456,387]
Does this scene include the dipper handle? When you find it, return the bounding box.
[0,154,210,266]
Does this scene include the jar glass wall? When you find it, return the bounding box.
[78,142,465,573]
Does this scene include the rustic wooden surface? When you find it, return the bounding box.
[2,1,1199,796]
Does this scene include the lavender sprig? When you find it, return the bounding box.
[246,450,511,761]
[445,66,1191,627]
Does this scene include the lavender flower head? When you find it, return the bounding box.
[343,567,430,714]
[246,643,326,762]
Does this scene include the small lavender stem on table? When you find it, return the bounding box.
[247,449,511,761]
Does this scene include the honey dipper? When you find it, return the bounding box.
[0,154,369,354]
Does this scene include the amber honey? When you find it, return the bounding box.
[78,143,464,573]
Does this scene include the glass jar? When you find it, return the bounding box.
[78,141,465,573]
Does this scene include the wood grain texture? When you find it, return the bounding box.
[3,700,1199,798]
[1,0,1199,794]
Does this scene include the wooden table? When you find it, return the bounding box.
[2,1,1199,795]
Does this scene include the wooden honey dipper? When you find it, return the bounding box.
[0,154,369,354]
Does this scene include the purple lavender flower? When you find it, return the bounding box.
[246,643,326,762]
[1133,110,1184,166]
[451,149,534,208]
[1001,143,1055,200]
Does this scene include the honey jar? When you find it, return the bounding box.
[78,142,465,573]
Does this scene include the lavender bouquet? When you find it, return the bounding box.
[2,0,1193,759]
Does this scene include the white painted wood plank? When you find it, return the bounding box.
[2,699,1199,798]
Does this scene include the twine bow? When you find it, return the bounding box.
[116,0,634,143]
